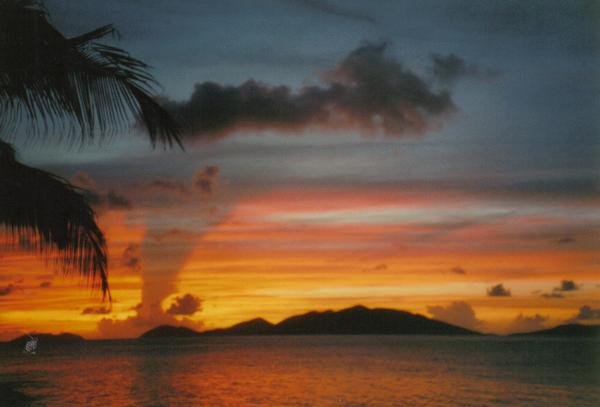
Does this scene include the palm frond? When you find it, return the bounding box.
[0,0,181,148]
[0,140,110,299]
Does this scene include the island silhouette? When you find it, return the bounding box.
[139,305,599,338]
[4,306,599,343]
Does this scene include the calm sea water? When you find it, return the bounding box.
[1,336,599,406]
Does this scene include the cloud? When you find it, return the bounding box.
[557,237,575,244]
[104,190,131,209]
[71,171,96,190]
[71,171,132,210]
[554,280,579,292]
[487,283,511,297]
[121,243,141,272]
[508,314,547,333]
[570,305,600,321]
[84,189,131,210]
[541,292,564,299]
[431,53,499,84]
[450,266,466,275]
[362,263,388,272]
[166,294,202,316]
[164,42,458,141]
[427,301,483,331]
[0,274,22,282]
[194,166,220,194]
[39,281,52,288]
[0,284,21,296]
[146,179,190,195]
[289,0,375,24]
[81,306,112,315]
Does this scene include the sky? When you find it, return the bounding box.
[1,0,599,339]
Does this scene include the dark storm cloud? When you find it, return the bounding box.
[289,0,375,24]
[554,280,579,292]
[164,42,458,141]
[431,53,499,84]
[166,294,202,316]
[121,243,141,272]
[487,283,511,297]
[81,306,112,315]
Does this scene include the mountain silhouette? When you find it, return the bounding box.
[203,318,275,336]
[266,305,479,335]
[510,323,600,337]
[140,325,203,338]
[139,305,481,338]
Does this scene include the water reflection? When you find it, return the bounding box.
[0,336,598,406]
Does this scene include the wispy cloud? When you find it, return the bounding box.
[450,266,466,275]
[71,171,131,211]
[288,0,375,24]
[194,166,220,194]
[121,243,141,272]
[431,53,499,85]
[81,306,112,315]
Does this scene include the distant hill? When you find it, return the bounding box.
[510,323,600,337]
[139,325,202,338]
[199,305,481,336]
[8,333,85,347]
[202,318,275,336]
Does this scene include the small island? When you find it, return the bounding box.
[8,333,85,347]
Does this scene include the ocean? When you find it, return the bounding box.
[1,336,599,406]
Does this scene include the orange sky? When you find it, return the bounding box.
[1,185,598,340]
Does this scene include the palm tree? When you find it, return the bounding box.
[0,0,181,299]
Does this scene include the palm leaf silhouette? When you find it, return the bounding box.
[0,0,181,147]
[1,141,110,299]
[0,0,182,298]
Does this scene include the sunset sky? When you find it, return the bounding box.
[1,0,599,339]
